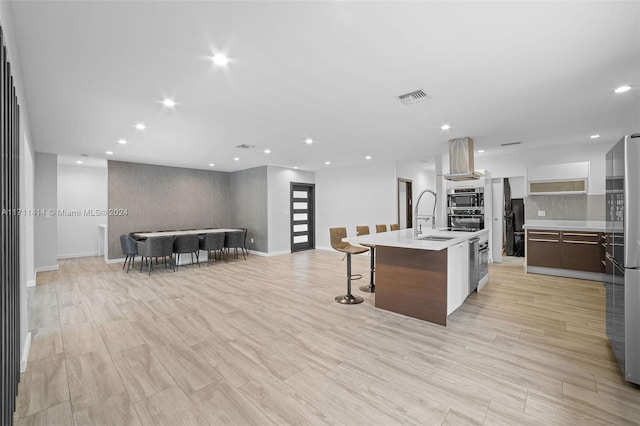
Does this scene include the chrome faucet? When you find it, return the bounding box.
[414,189,437,236]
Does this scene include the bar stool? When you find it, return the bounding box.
[356,225,375,293]
[376,224,388,233]
[330,227,368,304]
[390,224,400,231]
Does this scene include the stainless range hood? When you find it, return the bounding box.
[444,137,483,181]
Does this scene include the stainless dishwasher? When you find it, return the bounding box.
[469,237,480,293]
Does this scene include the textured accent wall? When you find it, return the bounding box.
[524,194,605,221]
[230,167,268,253]
[107,161,231,259]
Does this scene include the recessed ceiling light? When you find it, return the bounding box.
[441,124,451,130]
[365,155,372,160]
[118,139,127,145]
[76,160,83,164]
[209,163,215,167]
[264,149,271,154]
[478,150,485,153]
[305,138,313,145]
[211,54,229,66]
[135,123,146,130]
[614,85,631,94]
[590,134,600,139]
[162,98,176,108]
[105,151,113,155]
[293,166,299,170]
[324,161,331,165]
[234,157,240,161]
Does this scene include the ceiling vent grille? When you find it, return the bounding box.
[500,141,522,147]
[235,144,256,149]
[398,89,431,105]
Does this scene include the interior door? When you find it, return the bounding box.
[290,183,315,252]
[398,179,413,229]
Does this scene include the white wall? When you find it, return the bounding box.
[267,166,314,254]
[508,176,525,199]
[396,161,437,229]
[35,153,58,270]
[23,140,34,285]
[315,162,397,250]
[476,141,609,194]
[57,164,108,258]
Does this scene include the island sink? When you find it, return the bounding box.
[416,235,456,241]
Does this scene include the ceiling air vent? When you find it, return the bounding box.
[500,141,522,147]
[398,89,431,105]
[235,144,256,149]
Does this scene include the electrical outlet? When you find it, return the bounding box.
[538,210,546,217]
[250,238,254,243]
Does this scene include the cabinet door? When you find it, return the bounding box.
[561,232,601,272]
[527,230,562,268]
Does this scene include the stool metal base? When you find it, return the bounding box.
[359,284,375,293]
[359,246,375,293]
[335,294,364,304]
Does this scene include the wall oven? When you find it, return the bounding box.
[447,187,485,231]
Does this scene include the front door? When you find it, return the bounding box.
[290,183,315,252]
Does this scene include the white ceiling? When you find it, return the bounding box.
[10,1,640,172]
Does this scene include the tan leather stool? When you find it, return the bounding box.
[376,224,388,233]
[330,227,368,304]
[390,224,400,231]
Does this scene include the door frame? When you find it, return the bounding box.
[290,182,315,252]
[397,178,413,229]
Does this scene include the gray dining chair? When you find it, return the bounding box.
[137,235,175,276]
[173,234,201,270]
[199,232,226,265]
[224,230,247,260]
[119,234,138,273]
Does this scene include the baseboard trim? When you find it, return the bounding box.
[35,264,58,273]
[57,251,99,260]
[527,266,603,282]
[21,332,32,373]
[27,279,36,288]
[105,257,125,265]
[264,250,290,257]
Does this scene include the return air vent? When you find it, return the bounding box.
[500,141,522,147]
[398,89,432,105]
[235,144,256,149]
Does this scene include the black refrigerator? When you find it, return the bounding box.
[604,133,640,385]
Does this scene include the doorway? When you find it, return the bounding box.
[397,179,413,229]
[290,183,315,252]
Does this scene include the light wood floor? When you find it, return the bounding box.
[15,250,640,425]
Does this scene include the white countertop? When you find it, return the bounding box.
[345,228,489,251]
[522,220,606,232]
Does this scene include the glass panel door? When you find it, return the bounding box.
[290,183,315,252]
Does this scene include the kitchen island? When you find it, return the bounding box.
[347,228,489,326]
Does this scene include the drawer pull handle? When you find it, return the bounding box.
[563,233,599,237]
[563,240,598,245]
[529,231,559,235]
[529,238,559,243]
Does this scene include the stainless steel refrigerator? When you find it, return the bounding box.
[605,133,640,384]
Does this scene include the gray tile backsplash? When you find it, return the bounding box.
[524,194,604,221]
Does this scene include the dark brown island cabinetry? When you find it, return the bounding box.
[526,229,604,280]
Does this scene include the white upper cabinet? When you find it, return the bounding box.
[527,161,590,195]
